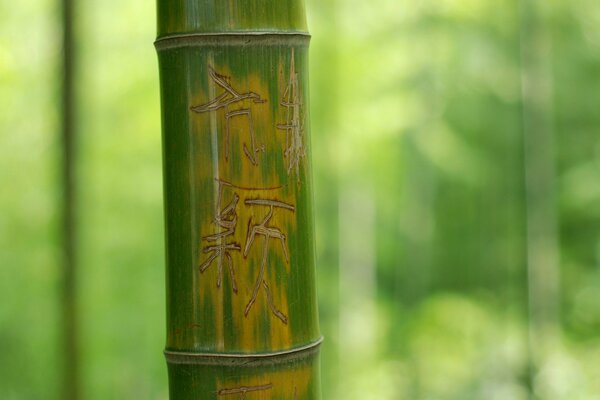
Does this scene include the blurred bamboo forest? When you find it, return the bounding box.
[2,0,600,399]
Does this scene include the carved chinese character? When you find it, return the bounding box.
[199,180,242,292]
[277,49,305,185]
[192,67,266,165]
[243,199,295,324]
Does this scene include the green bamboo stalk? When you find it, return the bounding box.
[519,0,559,395]
[155,1,321,398]
[60,0,80,397]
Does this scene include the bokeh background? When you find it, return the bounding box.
[3,0,600,399]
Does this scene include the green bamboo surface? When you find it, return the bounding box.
[157,0,307,37]
[155,1,321,398]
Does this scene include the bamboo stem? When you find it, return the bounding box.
[60,0,79,397]
[519,0,559,396]
[155,1,321,398]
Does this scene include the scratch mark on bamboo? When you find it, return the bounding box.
[215,178,283,192]
[173,323,202,337]
[216,383,272,398]
[264,280,288,324]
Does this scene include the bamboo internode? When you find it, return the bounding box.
[155,1,321,398]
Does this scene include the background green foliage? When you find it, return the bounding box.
[2,0,600,399]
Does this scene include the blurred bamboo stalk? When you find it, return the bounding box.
[60,0,79,397]
[311,0,341,397]
[519,0,560,394]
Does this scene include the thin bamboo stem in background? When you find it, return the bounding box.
[61,0,79,397]
[519,0,560,396]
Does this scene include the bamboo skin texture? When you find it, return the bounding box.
[154,1,321,398]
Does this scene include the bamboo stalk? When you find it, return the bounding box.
[519,0,559,395]
[60,0,80,397]
[155,2,321,398]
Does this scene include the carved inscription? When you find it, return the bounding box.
[277,49,306,185]
[199,179,294,325]
[215,384,300,399]
[216,383,272,399]
[193,56,307,326]
[243,199,295,324]
[191,67,267,165]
